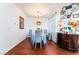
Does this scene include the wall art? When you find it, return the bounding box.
[19,16,24,29]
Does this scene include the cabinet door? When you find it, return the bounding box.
[70,35,78,50]
[66,34,72,49]
[57,33,62,43]
[70,35,75,49]
[74,35,79,49]
[77,36,79,49]
[57,33,64,46]
[78,36,79,46]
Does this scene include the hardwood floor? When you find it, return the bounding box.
[5,38,79,55]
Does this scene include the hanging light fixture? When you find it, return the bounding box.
[36,11,41,26]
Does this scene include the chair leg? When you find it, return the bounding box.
[40,43,42,49]
[35,43,42,49]
[35,43,37,49]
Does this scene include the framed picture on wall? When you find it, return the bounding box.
[19,16,24,29]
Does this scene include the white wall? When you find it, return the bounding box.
[0,3,27,54]
[48,12,60,43]
[25,16,49,34]
[49,15,57,43]
[25,14,58,43]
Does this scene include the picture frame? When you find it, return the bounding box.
[73,14,79,18]
[19,16,24,29]
[72,3,79,12]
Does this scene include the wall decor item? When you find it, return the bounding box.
[66,8,72,14]
[69,19,78,33]
[75,21,79,28]
[73,14,79,18]
[65,5,72,10]
[36,21,41,26]
[19,16,24,29]
[77,21,79,26]
[67,14,71,18]
[59,3,79,34]
[60,10,66,15]
[60,16,64,19]
[72,3,79,12]
[60,16,66,19]
[62,6,66,10]
[58,20,64,29]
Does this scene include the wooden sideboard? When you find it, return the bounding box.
[57,33,79,51]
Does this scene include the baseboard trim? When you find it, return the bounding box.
[4,38,26,55]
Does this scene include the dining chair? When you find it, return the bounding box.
[35,30,42,49]
[44,30,48,39]
[31,35,35,45]
[41,32,47,45]
[26,29,32,39]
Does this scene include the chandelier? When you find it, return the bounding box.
[36,11,41,26]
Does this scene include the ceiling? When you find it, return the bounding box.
[15,3,71,17]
